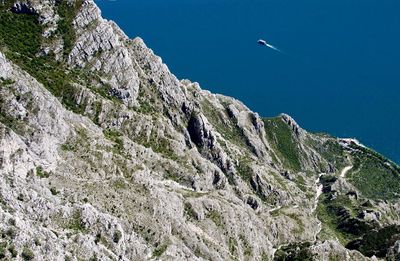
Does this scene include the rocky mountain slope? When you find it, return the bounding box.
[1,1,400,260]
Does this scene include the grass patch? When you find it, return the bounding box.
[347,148,400,200]
[310,138,347,171]
[103,129,124,154]
[152,243,168,257]
[36,166,50,178]
[21,247,34,261]
[67,211,86,232]
[316,196,352,245]
[0,106,30,135]
[113,179,127,190]
[236,157,253,183]
[0,7,85,113]
[286,213,305,234]
[239,234,252,256]
[60,142,78,152]
[135,131,179,161]
[200,100,250,150]
[206,210,223,227]
[263,117,301,172]
[0,77,15,86]
[228,237,238,256]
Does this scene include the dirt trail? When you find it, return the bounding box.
[340,165,353,178]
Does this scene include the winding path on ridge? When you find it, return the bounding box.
[312,164,353,241]
[340,165,353,178]
[272,164,355,258]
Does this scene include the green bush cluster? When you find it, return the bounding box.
[0,8,42,57]
[346,225,400,258]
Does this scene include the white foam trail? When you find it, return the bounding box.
[265,43,283,53]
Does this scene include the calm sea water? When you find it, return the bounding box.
[95,0,400,163]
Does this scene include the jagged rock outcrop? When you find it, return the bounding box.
[1,1,400,260]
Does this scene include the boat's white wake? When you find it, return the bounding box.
[265,43,283,53]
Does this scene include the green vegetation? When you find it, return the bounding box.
[235,158,273,202]
[347,147,400,200]
[236,158,253,183]
[55,0,83,56]
[200,100,250,150]
[239,234,252,256]
[274,242,314,261]
[0,77,14,86]
[60,142,78,152]
[286,213,305,234]
[0,4,84,113]
[134,131,179,161]
[228,237,238,256]
[346,225,400,258]
[67,211,86,232]
[294,174,307,192]
[21,247,35,261]
[310,138,347,171]
[103,129,124,154]
[112,230,122,243]
[89,254,98,261]
[263,117,301,171]
[152,243,168,257]
[8,244,17,258]
[0,2,118,120]
[0,106,30,135]
[36,166,50,178]
[183,202,194,216]
[316,172,400,258]
[163,168,187,184]
[317,195,354,244]
[0,242,6,259]
[0,4,42,57]
[316,174,377,244]
[113,179,127,190]
[261,252,270,261]
[61,127,89,153]
[206,210,223,227]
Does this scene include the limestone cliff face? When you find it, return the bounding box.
[1,1,400,260]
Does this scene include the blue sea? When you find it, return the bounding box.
[95,0,400,163]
